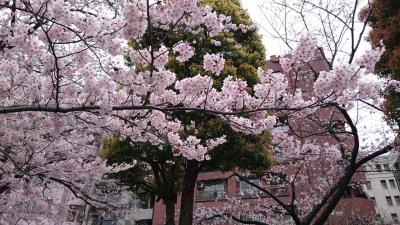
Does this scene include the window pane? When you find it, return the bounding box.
[384,164,390,170]
[381,180,388,189]
[239,211,266,221]
[101,220,117,225]
[371,197,376,205]
[197,180,225,200]
[66,210,77,222]
[376,164,382,171]
[394,196,400,206]
[239,178,260,196]
[215,183,224,191]
[386,196,393,206]
[269,175,286,187]
[391,214,399,223]
[389,179,396,189]
[271,125,289,134]
[301,90,309,97]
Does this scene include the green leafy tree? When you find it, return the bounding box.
[101,139,184,224]
[101,1,270,225]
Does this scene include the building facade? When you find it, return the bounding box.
[363,152,400,224]
[60,182,154,225]
[6,182,153,225]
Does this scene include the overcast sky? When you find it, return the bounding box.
[241,0,287,57]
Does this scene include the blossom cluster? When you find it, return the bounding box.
[356,45,386,73]
[280,34,317,73]
[173,42,196,62]
[203,53,226,75]
[123,1,148,39]
[129,47,169,70]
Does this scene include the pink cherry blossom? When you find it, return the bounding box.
[173,42,195,62]
[203,53,225,75]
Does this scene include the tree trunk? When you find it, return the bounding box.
[165,200,176,225]
[178,160,200,225]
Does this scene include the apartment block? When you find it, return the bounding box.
[363,152,400,224]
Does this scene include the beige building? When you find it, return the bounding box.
[59,182,153,225]
[6,183,153,225]
[363,152,400,224]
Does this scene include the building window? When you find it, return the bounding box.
[381,180,388,189]
[301,90,310,98]
[239,178,260,197]
[365,181,372,190]
[24,201,36,213]
[66,207,85,223]
[394,196,400,206]
[269,173,286,188]
[136,220,152,225]
[376,164,382,171]
[391,214,399,223]
[386,196,393,206]
[371,197,376,205]
[271,125,289,134]
[197,180,225,200]
[101,219,117,225]
[239,211,267,221]
[93,182,122,203]
[389,179,397,189]
[384,164,390,170]
[135,196,153,209]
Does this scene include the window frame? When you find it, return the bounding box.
[391,213,399,223]
[383,164,390,170]
[239,177,261,197]
[381,180,388,189]
[196,179,226,201]
[389,179,396,189]
[394,196,400,206]
[386,196,394,206]
[370,197,376,205]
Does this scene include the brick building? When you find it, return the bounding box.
[152,53,377,225]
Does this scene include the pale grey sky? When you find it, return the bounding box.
[241,0,286,57]
[241,0,372,58]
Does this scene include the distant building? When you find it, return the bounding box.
[152,169,376,225]
[60,180,154,225]
[5,180,153,225]
[363,152,400,225]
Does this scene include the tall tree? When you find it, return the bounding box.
[101,1,270,225]
[361,0,400,129]
[0,0,398,225]
[194,0,400,224]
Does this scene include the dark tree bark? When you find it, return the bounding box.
[165,200,176,225]
[178,160,200,225]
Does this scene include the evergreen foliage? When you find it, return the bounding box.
[101,0,270,209]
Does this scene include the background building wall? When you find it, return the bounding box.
[363,153,400,224]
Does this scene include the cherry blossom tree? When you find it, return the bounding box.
[193,0,400,224]
[0,0,399,224]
